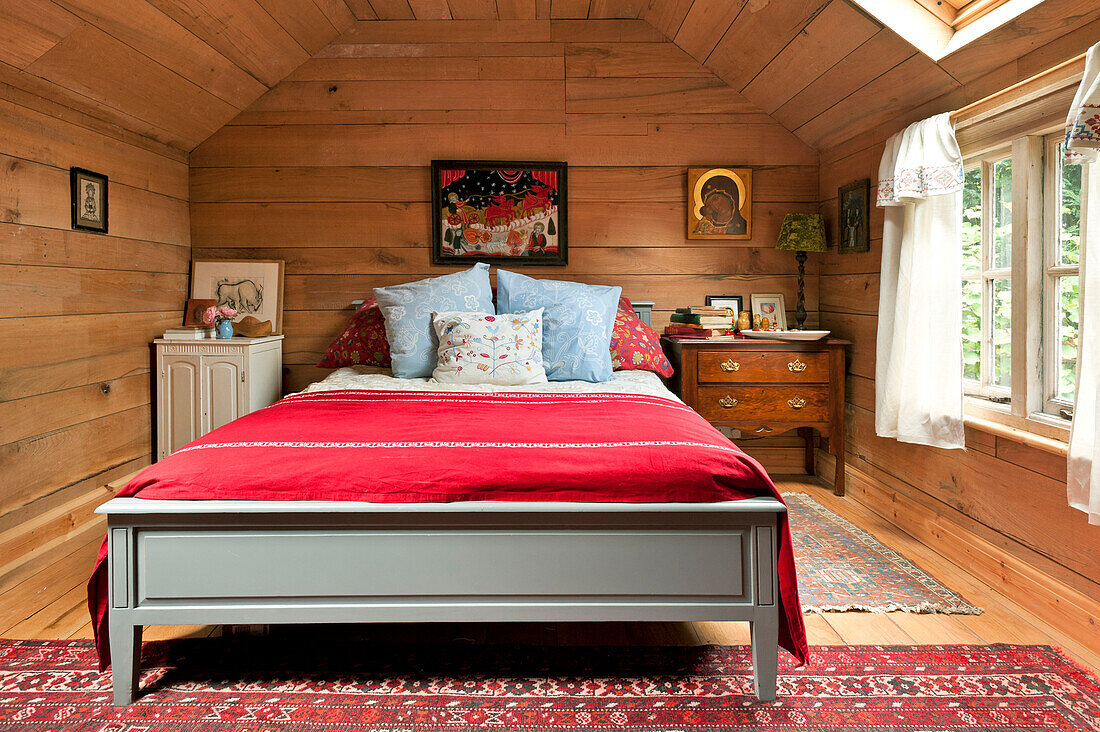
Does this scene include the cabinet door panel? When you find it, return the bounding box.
[160,356,201,458]
[202,355,245,432]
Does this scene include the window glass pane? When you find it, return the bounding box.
[961,167,982,272]
[992,158,1012,268]
[1058,144,1082,266]
[962,278,981,382]
[1057,275,1080,401]
[991,278,1011,388]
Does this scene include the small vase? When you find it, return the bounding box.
[216,320,234,339]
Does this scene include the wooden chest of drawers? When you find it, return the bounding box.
[663,338,849,495]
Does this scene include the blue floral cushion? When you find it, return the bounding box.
[373,263,494,378]
[495,269,621,382]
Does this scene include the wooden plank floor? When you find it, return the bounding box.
[2,477,1096,673]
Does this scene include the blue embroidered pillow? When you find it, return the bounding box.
[373,263,494,378]
[495,270,621,383]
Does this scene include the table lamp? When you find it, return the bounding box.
[775,213,827,330]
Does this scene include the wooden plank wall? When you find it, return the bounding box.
[0,85,190,542]
[817,125,1100,604]
[189,24,819,369]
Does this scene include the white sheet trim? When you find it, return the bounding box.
[176,439,739,455]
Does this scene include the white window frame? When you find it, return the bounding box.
[1042,132,1087,418]
[962,149,1013,400]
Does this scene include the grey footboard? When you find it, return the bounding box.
[98,497,785,705]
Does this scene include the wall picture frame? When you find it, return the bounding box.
[687,167,752,240]
[750,293,787,330]
[705,295,744,314]
[838,178,871,254]
[431,160,567,266]
[70,167,108,233]
[190,260,285,335]
[182,298,217,327]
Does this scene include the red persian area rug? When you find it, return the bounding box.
[1,639,1098,730]
[784,492,982,614]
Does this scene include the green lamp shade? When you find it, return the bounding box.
[775,213,827,252]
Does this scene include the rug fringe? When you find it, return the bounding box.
[803,601,984,615]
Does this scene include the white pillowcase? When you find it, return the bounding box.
[431,309,548,385]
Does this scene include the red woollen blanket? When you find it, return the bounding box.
[88,389,808,667]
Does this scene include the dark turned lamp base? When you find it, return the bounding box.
[794,250,808,330]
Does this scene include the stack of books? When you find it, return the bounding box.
[163,326,215,339]
[664,307,737,339]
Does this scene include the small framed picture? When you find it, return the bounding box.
[838,178,871,254]
[182,298,218,327]
[70,168,108,233]
[705,295,744,314]
[751,293,787,330]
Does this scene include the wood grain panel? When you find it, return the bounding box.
[741,0,879,113]
[705,1,827,90]
[51,0,267,106]
[0,0,81,69]
[0,223,190,274]
[565,76,755,114]
[25,25,238,150]
[144,0,309,87]
[251,79,565,111]
[673,0,746,62]
[565,42,711,77]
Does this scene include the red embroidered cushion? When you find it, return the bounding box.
[611,297,674,378]
[317,298,392,369]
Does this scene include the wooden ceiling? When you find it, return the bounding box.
[0,0,1096,156]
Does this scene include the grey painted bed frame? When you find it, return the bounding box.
[98,496,785,705]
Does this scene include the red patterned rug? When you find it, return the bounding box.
[1,639,1097,730]
[785,492,982,614]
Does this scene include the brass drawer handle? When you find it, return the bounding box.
[718,395,739,408]
[720,359,740,372]
[788,359,807,373]
[787,397,807,409]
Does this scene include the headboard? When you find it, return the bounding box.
[351,299,655,325]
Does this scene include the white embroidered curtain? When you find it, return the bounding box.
[875,112,965,449]
[1066,41,1100,525]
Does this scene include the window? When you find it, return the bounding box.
[1043,134,1085,415]
[959,131,1089,432]
[961,151,1013,399]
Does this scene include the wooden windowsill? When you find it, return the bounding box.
[963,398,1069,456]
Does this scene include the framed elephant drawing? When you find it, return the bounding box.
[190,259,284,335]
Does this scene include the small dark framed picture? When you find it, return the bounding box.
[431,160,567,266]
[838,178,870,254]
[705,295,744,314]
[70,167,108,233]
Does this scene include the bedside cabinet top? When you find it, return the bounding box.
[662,337,849,350]
[155,335,285,345]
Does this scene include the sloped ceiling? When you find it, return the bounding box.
[0,0,1097,156]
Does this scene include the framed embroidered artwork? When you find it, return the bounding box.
[838,178,871,254]
[687,167,752,240]
[431,160,567,266]
[70,168,108,233]
[751,293,787,330]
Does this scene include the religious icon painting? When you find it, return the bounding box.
[687,167,752,240]
[838,178,871,254]
[431,160,567,266]
[70,167,108,233]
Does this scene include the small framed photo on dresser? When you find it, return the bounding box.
[70,168,108,233]
[751,293,787,330]
[705,295,744,314]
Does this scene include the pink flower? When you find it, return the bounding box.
[202,306,217,326]
[218,306,237,318]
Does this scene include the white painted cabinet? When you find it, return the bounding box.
[155,336,283,460]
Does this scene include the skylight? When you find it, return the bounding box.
[848,0,1045,60]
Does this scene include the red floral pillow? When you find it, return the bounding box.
[611,297,674,378]
[317,298,391,369]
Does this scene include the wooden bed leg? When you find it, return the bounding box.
[750,613,778,702]
[109,619,142,705]
[797,427,815,475]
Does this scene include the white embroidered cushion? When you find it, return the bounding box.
[431,310,548,386]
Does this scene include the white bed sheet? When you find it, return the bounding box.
[302,366,681,402]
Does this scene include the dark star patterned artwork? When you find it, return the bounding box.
[432,160,567,266]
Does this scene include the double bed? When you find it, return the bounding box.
[90,367,807,705]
